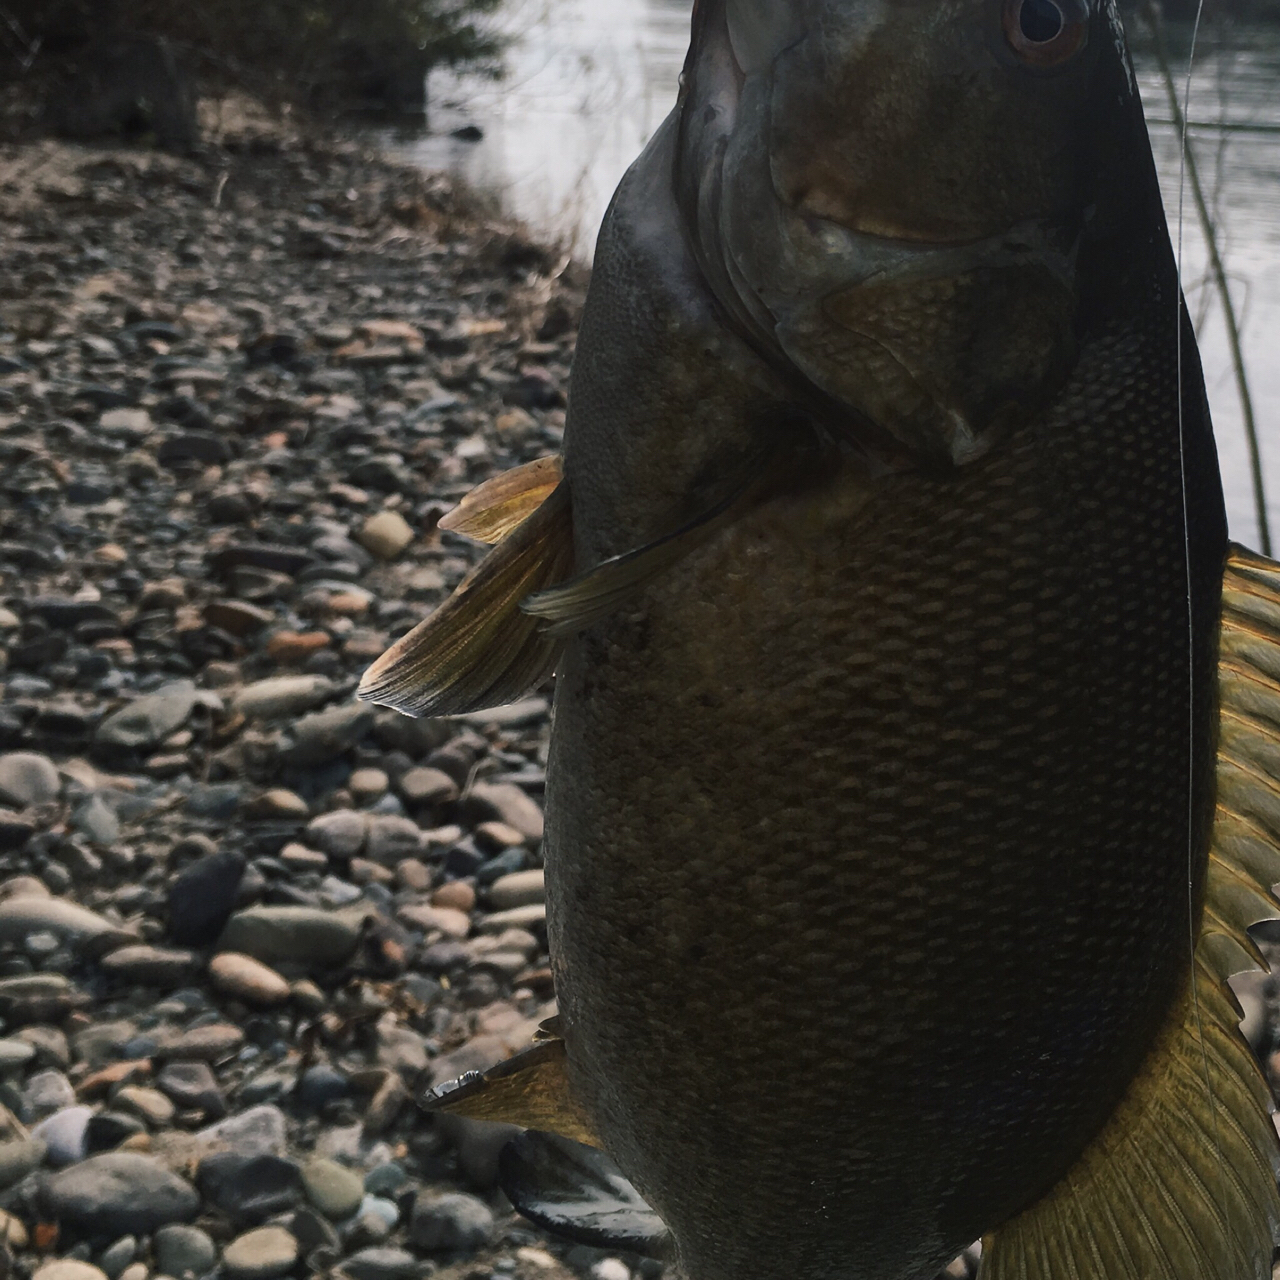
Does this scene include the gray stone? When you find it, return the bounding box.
[364,815,422,865]
[112,1086,175,1128]
[302,1157,363,1220]
[0,1136,47,1187]
[341,1246,421,1280]
[217,905,368,967]
[72,794,120,845]
[156,1061,224,1117]
[95,683,200,750]
[98,1235,137,1280]
[305,809,366,857]
[0,752,61,808]
[198,1151,301,1224]
[232,675,336,721]
[0,896,135,952]
[280,701,375,767]
[0,1037,36,1070]
[153,1223,217,1278]
[25,1069,75,1117]
[195,1104,287,1157]
[397,766,458,806]
[33,1105,93,1165]
[462,781,543,843]
[99,945,197,986]
[487,869,545,910]
[408,1192,494,1253]
[222,1226,298,1280]
[167,848,245,947]
[32,1263,108,1280]
[40,1152,199,1234]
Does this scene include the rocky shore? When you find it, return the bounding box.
[0,112,602,1280]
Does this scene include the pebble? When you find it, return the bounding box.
[208,953,291,1005]
[98,1236,137,1280]
[40,1152,200,1235]
[356,511,415,559]
[34,1105,94,1164]
[0,1136,47,1186]
[232,675,336,721]
[0,752,62,807]
[167,849,246,946]
[302,1157,364,1219]
[0,123,579,1280]
[306,809,368,857]
[153,1223,218,1278]
[462,782,544,844]
[487,869,546,910]
[217,905,367,967]
[409,1192,495,1252]
[195,1104,287,1157]
[33,1264,109,1280]
[222,1226,299,1280]
[99,945,198,986]
[113,1086,175,1128]
[198,1151,302,1223]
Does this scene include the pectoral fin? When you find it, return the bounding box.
[357,482,573,717]
[981,544,1280,1280]
[418,1038,601,1148]
[498,1131,671,1260]
[523,442,783,637]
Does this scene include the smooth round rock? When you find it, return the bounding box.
[0,1037,36,1071]
[33,1263,108,1280]
[34,1105,94,1165]
[408,1191,494,1252]
[40,1153,199,1235]
[222,1225,299,1280]
[0,1136,47,1187]
[167,849,245,947]
[302,1157,363,1220]
[0,752,61,808]
[98,1235,137,1280]
[154,1223,218,1277]
[208,953,290,1005]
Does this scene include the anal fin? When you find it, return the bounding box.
[418,1037,601,1148]
[982,544,1280,1280]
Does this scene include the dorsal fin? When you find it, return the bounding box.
[981,544,1280,1280]
[357,482,572,717]
[418,1037,601,1148]
[439,455,564,544]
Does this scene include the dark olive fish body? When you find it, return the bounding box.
[361,3,1280,1276]
[549,100,1226,1280]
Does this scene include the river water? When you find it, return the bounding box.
[390,4,1280,548]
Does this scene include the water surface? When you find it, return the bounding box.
[392,5,1280,546]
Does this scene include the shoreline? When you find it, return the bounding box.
[0,113,612,1280]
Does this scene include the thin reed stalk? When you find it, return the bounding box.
[1139,0,1271,554]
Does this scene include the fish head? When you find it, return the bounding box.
[677,0,1153,466]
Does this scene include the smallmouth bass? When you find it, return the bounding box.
[361,2,1280,1277]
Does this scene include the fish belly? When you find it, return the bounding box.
[546,402,1216,1279]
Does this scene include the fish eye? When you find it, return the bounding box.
[1002,0,1089,66]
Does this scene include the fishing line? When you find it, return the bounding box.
[1170,0,1236,1254]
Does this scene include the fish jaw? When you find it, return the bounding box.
[677,0,1146,466]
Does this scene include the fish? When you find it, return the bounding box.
[359,1,1280,1277]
